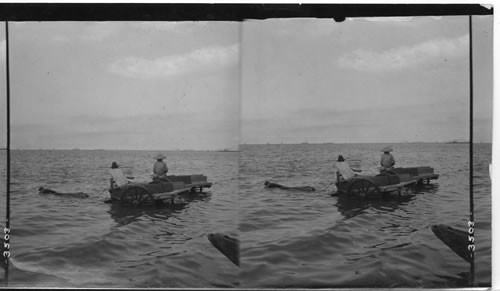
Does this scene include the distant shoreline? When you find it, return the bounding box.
[7,142,492,151]
[8,148,242,152]
[240,141,486,146]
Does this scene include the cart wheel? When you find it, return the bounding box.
[121,186,155,206]
[348,178,381,198]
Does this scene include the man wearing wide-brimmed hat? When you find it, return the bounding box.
[380,146,395,171]
[153,153,169,181]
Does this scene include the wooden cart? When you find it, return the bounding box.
[109,174,212,206]
[335,166,439,199]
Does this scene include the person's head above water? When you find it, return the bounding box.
[337,155,345,162]
[111,161,119,169]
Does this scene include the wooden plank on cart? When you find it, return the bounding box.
[152,187,192,200]
[378,179,418,193]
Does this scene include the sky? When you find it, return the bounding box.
[241,15,493,144]
[0,15,494,149]
[2,21,241,150]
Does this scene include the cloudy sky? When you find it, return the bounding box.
[0,15,494,149]
[241,15,493,144]
[2,21,240,150]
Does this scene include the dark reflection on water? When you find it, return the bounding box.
[335,195,414,219]
[239,143,490,288]
[336,184,440,220]
[108,191,212,227]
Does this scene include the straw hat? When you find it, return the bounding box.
[154,153,166,160]
[381,146,393,152]
[337,155,345,162]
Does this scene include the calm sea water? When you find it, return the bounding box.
[0,143,492,287]
[239,143,491,288]
[2,150,239,288]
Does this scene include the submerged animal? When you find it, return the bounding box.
[38,187,89,198]
[264,181,316,192]
[207,233,239,266]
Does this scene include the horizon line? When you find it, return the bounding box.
[4,141,493,151]
[5,148,241,151]
[240,141,481,145]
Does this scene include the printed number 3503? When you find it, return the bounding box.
[3,228,10,259]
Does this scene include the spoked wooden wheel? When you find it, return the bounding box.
[347,178,381,199]
[121,186,155,206]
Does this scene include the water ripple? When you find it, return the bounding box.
[239,143,490,288]
[4,150,239,288]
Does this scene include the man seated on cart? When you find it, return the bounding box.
[152,153,170,183]
[109,161,134,189]
[380,146,396,174]
[335,155,361,183]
